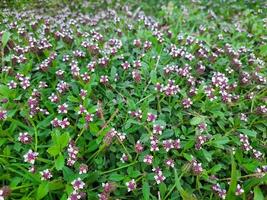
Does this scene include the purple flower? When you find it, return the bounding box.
[125,179,136,192]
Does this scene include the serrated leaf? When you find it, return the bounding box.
[237,129,257,137]
[190,117,203,125]
[142,181,150,200]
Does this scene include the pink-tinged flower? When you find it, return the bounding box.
[173,139,181,149]
[18,132,32,144]
[239,134,252,151]
[120,153,128,163]
[121,61,130,70]
[240,113,248,122]
[67,140,79,166]
[56,70,65,78]
[57,81,70,93]
[212,184,226,199]
[182,97,193,108]
[133,60,142,68]
[129,110,142,120]
[29,165,36,173]
[100,75,109,84]
[195,135,208,150]
[235,184,244,196]
[252,149,263,159]
[125,179,136,192]
[23,149,38,164]
[79,164,88,174]
[192,160,203,175]
[7,80,17,89]
[48,93,59,103]
[51,117,60,128]
[162,140,174,152]
[40,169,52,180]
[72,178,85,190]
[59,118,70,129]
[77,105,87,115]
[197,123,207,133]
[132,70,141,82]
[154,172,166,184]
[165,158,175,168]
[153,124,164,135]
[117,132,126,142]
[87,61,96,72]
[133,39,142,47]
[68,190,82,200]
[135,140,144,153]
[19,76,31,89]
[143,155,153,165]
[85,113,94,122]
[98,193,108,200]
[80,89,87,100]
[102,182,116,193]
[58,103,68,114]
[0,108,7,120]
[150,136,159,152]
[147,113,157,122]
[81,72,90,82]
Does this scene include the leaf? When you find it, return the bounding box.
[142,181,150,200]
[109,173,124,181]
[174,168,197,200]
[2,31,11,48]
[150,70,157,84]
[59,132,70,149]
[253,186,264,200]
[159,183,167,197]
[55,154,64,170]
[36,182,49,200]
[237,129,257,137]
[226,154,238,199]
[62,167,75,182]
[87,171,100,184]
[190,117,203,125]
[47,145,60,156]
[209,164,223,173]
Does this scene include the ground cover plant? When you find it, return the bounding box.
[0,0,267,199]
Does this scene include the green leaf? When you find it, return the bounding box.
[150,70,157,84]
[253,186,264,200]
[226,154,238,199]
[62,167,75,182]
[55,154,64,170]
[109,173,124,181]
[237,129,257,137]
[59,132,70,149]
[87,171,100,184]
[47,145,60,156]
[159,183,167,197]
[36,182,49,200]
[190,117,203,125]
[142,181,150,200]
[2,31,11,48]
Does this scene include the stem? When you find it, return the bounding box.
[101,161,137,175]
[28,118,38,151]
[218,172,264,181]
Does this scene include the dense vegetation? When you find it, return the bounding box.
[0,0,266,199]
